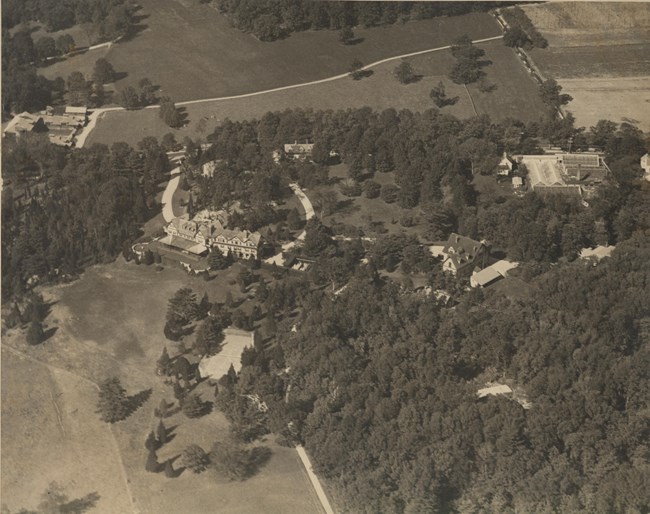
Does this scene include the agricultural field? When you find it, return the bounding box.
[39,0,500,101]
[86,38,548,147]
[0,259,322,514]
[519,2,650,130]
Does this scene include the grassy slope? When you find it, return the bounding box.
[1,260,321,514]
[87,38,550,147]
[39,0,499,101]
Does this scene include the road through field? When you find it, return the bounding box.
[78,35,503,148]
[174,35,504,107]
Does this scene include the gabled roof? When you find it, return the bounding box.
[443,233,485,268]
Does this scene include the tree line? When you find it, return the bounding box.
[210,0,498,41]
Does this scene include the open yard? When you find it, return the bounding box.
[39,0,500,102]
[86,38,548,147]
[516,2,650,131]
[1,258,322,514]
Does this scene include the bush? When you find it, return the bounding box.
[183,394,209,418]
[340,179,362,197]
[380,184,400,204]
[180,444,210,473]
[363,179,381,199]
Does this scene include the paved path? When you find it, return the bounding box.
[76,35,503,147]
[265,183,314,265]
[296,445,335,514]
[162,165,182,222]
[174,35,503,107]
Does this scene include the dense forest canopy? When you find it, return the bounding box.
[1,135,170,300]
[210,0,503,41]
[217,232,650,513]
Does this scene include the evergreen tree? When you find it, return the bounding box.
[157,420,168,444]
[256,280,269,302]
[156,347,171,376]
[96,377,129,423]
[145,430,159,451]
[26,319,44,346]
[198,292,211,318]
[180,444,210,473]
[145,449,159,473]
[182,394,206,418]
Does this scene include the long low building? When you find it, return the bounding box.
[517,152,610,199]
[470,259,519,288]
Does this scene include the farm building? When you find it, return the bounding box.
[512,176,524,188]
[430,233,490,276]
[516,152,610,199]
[496,152,514,176]
[470,259,519,288]
[3,112,47,138]
[641,153,650,181]
[284,141,314,160]
[580,245,615,262]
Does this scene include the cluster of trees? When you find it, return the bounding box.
[448,34,488,85]
[209,232,650,512]
[118,77,157,109]
[2,0,134,41]
[0,135,168,301]
[211,0,495,41]
[159,96,183,128]
[179,440,270,481]
[501,6,548,49]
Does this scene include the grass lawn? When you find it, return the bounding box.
[1,349,133,513]
[87,38,549,147]
[1,258,321,514]
[40,0,500,102]
[312,164,428,241]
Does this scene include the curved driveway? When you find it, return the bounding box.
[76,35,503,148]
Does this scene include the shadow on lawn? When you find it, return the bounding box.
[127,388,152,416]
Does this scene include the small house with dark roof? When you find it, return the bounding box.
[431,233,489,276]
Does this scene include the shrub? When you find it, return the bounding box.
[181,444,210,473]
[363,180,381,199]
[380,184,400,204]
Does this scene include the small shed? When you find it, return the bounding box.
[512,176,523,188]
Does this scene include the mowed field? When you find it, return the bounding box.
[520,2,650,131]
[39,0,500,102]
[1,259,323,514]
[86,38,548,147]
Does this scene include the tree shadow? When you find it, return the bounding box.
[127,388,152,416]
[43,326,58,342]
[244,446,273,479]
[348,37,365,45]
[404,74,424,84]
[335,199,361,215]
[164,455,185,477]
[121,14,150,42]
[113,71,129,82]
[59,491,101,513]
[177,107,190,127]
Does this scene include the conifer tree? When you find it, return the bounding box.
[156,347,171,376]
[145,449,159,473]
[26,319,45,346]
[157,420,168,445]
[96,377,130,423]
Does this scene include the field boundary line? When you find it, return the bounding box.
[464,84,479,116]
